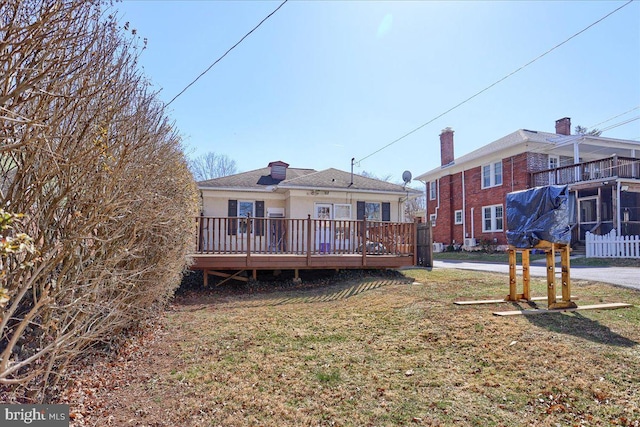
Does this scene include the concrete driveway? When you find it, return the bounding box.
[432,259,640,291]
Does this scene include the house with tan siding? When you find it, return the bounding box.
[198,161,421,254]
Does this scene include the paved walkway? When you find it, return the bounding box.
[432,259,640,291]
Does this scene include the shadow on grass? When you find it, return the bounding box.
[175,269,414,308]
[523,311,637,347]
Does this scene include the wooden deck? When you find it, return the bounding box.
[191,252,415,270]
[190,216,420,276]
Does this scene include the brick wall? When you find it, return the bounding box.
[429,152,535,247]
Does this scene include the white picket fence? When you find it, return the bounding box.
[586,230,640,258]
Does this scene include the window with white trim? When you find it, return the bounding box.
[315,203,332,219]
[429,181,436,200]
[454,210,463,225]
[334,204,352,220]
[481,161,503,189]
[482,204,503,232]
[548,155,559,169]
[429,213,436,227]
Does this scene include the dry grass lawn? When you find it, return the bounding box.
[64,269,640,426]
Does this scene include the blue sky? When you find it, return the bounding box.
[115,0,640,183]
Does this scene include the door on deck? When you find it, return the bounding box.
[578,196,599,240]
[268,208,286,253]
[315,203,332,253]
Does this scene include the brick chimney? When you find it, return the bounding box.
[440,127,454,166]
[555,117,571,136]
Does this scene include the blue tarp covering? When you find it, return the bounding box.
[506,185,571,248]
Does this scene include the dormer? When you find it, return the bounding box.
[268,161,289,181]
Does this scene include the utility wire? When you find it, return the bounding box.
[356,0,635,166]
[587,106,640,130]
[166,0,288,107]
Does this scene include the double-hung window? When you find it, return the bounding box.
[454,210,463,225]
[429,181,437,200]
[482,204,503,232]
[357,201,390,222]
[481,161,503,189]
[228,199,264,235]
[365,202,381,221]
[238,200,255,234]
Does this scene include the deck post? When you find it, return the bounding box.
[306,215,312,266]
[197,215,203,252]
[246,214,252,266]
[362,217,367,267]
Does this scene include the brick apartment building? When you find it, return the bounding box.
[416,117,640,251]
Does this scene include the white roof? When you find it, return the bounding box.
[415,129,640,182]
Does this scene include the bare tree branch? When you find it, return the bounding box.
[189,151,238,182]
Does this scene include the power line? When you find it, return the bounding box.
[587,106,640,130]
[356,0,635,166]
[166,0,288,107]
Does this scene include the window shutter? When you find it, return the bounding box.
[255,201,265,236]
[382,202,391,222]
[357,201,365,220]
[227,200,237,235]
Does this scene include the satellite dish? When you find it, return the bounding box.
[402,170,412,185]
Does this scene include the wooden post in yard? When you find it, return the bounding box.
[546,244,556,307]
[561,244,571,303]
[522,249,530,300]
[506,247,531,301]
[508,248,517,300]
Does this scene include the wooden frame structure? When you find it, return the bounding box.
[455,241,632,316]
[506,242,576,310]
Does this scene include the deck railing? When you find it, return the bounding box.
[531,155,639,187]
[194,215,415,257]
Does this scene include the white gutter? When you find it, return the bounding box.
[279,185,420,196]
[471,207,475,240]
[198,185,419,196]
[434,178,440,223]
[462,170,466,239]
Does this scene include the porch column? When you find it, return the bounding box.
[616,181,621,235]
[573,140,581,182]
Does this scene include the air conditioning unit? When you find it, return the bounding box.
[433,242,444,253]
[464,238,477,248]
